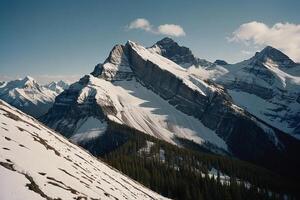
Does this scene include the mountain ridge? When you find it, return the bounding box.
[0,77,69,118]
[41,39,300,182]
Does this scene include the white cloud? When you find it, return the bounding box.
[128,18,152,31]
[127,18,186,37]
[229,21,300,62]
[157,24,186,37]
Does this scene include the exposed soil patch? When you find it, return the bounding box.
[47,176,80,195]
[38,172,47,176]
[0,161,15,171]
[25,174,52,200]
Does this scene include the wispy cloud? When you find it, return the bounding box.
[228,21,300,62]
[127,18,186,37]
[241,50,253,55]
[128,18,152,32]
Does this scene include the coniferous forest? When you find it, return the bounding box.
[77,121,299,200]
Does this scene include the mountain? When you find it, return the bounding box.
[149,37,215,68]
[214,59,228,65]
[189,46,300,139]
[148,38,300,139]
[0,77,67,118]
[41,39,300,181]
[0,100,167,200]
[44,80,69,94]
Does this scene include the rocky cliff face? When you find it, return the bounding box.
[41,75,107,138]
[149,37,215,68]
[150,37,197,68]
[92,44,134,81]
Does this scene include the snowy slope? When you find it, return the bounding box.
[152,39,300,139]
[0,100,168,200]
[0,77,64,118]
[189,47,300,138]
[91,75,226,149]
[43,40,230,152]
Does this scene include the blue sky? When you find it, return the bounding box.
[1,0,299,83]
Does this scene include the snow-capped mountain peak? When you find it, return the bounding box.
[21,75,36,85]
[91,44,133,81]
[149,37,197,68]
[251,46,295,68]
[0,77,69,118]
[2,76,38,90]
[44,80,69,94]
[188,45,300,138]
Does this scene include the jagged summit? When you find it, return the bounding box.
[156,37,177,45]
[214,59,228,65]
[252,46,295,67]
[45,80,69,94]
[152,37,196,68]
[22,75,35,82]
[17,76,37,88]
[91,43,133,81]
[8,76,38,89]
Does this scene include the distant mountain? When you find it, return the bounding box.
[44,80,69,94]
[147,38,300,139]
[0,100,166,200]
[41,39,300,182]
[214,59,228,65]
[0,77,68,118]
[189,46,300,139]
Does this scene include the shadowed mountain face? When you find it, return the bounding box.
[152,37,197,68]
[41,39,300,182]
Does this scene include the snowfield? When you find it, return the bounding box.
[84,75,228,150]
[189,55,300,139]
[0,100,168,200]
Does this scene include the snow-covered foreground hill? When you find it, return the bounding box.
[0,100,167,200]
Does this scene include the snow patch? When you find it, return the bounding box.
[71,117,107,143]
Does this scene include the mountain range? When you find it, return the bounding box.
[39,38,300,180]
[1,38,300,199]
[0,77,69,118]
